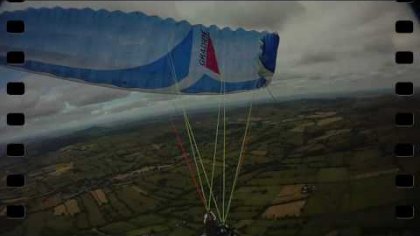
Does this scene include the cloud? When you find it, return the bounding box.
[298,51,336,65]
[0,72,131,121]
[59,84,130,107]
[174,1,305,31]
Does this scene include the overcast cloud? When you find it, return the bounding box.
[0,1,419,142]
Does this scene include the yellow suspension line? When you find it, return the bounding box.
[222,88,227,221]
[223,101,253,223]
[208,102,222,210]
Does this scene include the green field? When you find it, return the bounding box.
[1,92,419,236]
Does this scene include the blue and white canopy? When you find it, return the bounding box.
[0,7,279,94]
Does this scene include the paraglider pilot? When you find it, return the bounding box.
[202,211,237,236]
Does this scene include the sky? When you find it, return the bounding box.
[0,1,419,143]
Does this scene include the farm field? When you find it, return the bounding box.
[1,92,419,236]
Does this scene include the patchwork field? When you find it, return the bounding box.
[1,92,420,235]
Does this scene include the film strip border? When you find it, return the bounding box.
[4,0,26,219]
[394,0,418,220]
[1,0,419,224]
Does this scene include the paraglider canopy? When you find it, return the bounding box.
[0,7,279,94]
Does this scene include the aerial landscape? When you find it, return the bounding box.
[1,90,419,236]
